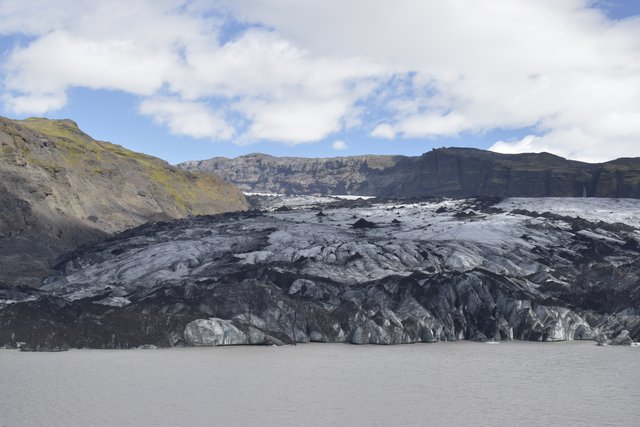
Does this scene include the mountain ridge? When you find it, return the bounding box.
[179,148,640,198]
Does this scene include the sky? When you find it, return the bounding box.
[0,1,639,165]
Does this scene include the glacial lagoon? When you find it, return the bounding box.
[1,342,638,427]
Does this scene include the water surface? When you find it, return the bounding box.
[1,342,638,426]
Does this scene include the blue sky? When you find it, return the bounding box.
[597,1,640,19]
[0,1,639,164]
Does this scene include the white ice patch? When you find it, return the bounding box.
[498,198,640,228]
[94,297,131,307]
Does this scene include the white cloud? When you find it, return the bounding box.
[0,0,380,144]
[332,140,348,150]
[1,0,640,160]
[490,135,544,155]
[238,98,355,144]
[2,92,67,115]
[396,112,468,138]
[140,97,234,140]
[0,0,80,36]
[4,31,171,96]
[222,0,640,160]
[490,128,640,163]
[371,123,396,139]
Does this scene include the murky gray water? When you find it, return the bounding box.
[1,342,638,426]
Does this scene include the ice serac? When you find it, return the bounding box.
[184,319,247,346]
[178,149,640,198]
[0,196,638,349]
[0,116,248,287]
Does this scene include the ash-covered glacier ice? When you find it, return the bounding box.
[2,197,639,349]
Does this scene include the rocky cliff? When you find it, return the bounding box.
[0,117,248,287]
[179,153,404,195]
[179,149,640,198]
[1,196,638,349]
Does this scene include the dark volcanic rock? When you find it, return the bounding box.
[611,332,633,346]
[1,197,638,349]
[352,218,377,228]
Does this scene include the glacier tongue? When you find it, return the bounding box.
[1,196,639,349]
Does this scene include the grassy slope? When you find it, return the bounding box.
[17,118,247,215]
[0,117,247,286]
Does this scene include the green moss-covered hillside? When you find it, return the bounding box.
[0,116,248,286]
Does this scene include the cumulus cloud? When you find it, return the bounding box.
[139,97,235,140]
[0,0,380,145]
[223,0,640,160]
[1,0,639,160]
[332,140,348,150]
[4,31,171,96]
[371,124,396,139]
[490,135,544,155]
[2,92,67,115]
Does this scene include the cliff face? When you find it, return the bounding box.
[179,153,405,195]
[0,117,248,286]
[179,148,640,198]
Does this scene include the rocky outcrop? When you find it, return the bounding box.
[0,117,248,286]
[178,149,640,198]
[1,196,638,348]
[179,153,404,195]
